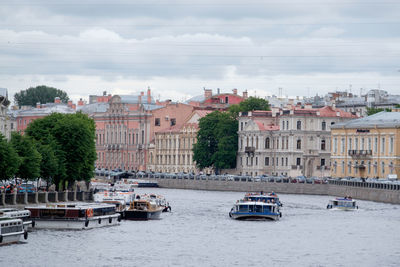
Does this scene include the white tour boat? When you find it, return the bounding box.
[0,217,28,245]
[25,203,121,230]
[327,196,358,211]
[0,208,33,230]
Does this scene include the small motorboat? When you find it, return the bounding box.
[327,196,358,211]
[229,200,281,221]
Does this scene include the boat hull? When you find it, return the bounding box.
[124,209,162,220]
[32,214,120,230]
[0,230,25,245]
[230,212,280,221]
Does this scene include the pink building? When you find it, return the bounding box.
[187,88,246,109]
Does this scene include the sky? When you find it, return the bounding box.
[1,0,400,104]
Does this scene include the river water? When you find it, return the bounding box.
[1,188,400,267]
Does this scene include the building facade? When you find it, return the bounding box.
[330,111,400,179]
[237,105,358,177]
[0,88,12,139]
[147,110,211,174]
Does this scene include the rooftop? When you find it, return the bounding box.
[332,111,400,129]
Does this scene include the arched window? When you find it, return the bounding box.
[265,137,270,149]
[321,139,326,150]
[322,121,326,131]
[297,120,301,130]
[296,139,301,149]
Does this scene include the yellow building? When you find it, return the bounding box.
[331,111,400,179]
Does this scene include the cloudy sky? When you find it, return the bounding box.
[1,0,399,103]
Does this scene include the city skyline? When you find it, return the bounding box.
[1,0,399,103]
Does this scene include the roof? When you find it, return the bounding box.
[15,104,75,117]
[78,102,109,114]
[254,121,280,131]
[332,111,400,129]
[119,95,156,104]
[317,106,356,118]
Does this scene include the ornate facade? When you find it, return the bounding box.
[236,105,358,177]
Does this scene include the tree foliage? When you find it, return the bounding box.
[0,134,20,180]
[10,132,41,181]
[366,107,391,116]
[14,85,69,107]
[193,111,238,172]
[229,96,270,117]
[25,112,97,188]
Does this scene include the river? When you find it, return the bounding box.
[1,188,399,267]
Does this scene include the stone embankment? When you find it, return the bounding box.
[156,179,400,204]
[0,191,93,206]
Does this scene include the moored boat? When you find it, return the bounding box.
[25,203,121,230]
[144,194,171,212]
[0,208,33,230]
[0,217,28,245]
[123,198,163,220]
[243,192,283,207]
[327,196,358,211]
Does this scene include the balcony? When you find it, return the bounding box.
[291,165,303,170]
[348,150,372,158]
[245,146,255,155]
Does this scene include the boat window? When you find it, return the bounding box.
[238,205,248,212]
[263,206,271,212]
[249,205,254,212]
[255,205,262,213]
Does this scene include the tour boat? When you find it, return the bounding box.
[123,198,163,220]
[243,192,283,207]
[229,200,281,221]
[144,194,171,212]
[0,208,33,230]
[327,197,358,211]
[25,203,121,230]
[0,217,28,245]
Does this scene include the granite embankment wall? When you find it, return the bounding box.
[0,191,93,206]
[156,179,400,204]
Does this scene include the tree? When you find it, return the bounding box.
[14,85,69,107]
[366,107,391,116]
[229,96,270,117]
[10,132,41,181]
[193,111,238,173]
[0,134,20,181]
[36,142,59,188]
[25,112,97,189]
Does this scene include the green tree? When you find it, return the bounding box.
[193,111,238,173]
[229,96,270,117]
[10,132,41,181]
[366,107,391,116]
[25,112,97,189]
[37,142,59,188]
[0,134,20,181]
[14,85,69,107]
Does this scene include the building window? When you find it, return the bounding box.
[225,96,229,103]
[374,162,377,175]
[368,138,372,150]
[286,121,289,129]
[322,121,326,131]
[361,138,365,150]
[265,157,269,166]
[297,121,301,130]
[340,138,345,153]
[155,118,160,126]
[333,138,337,154]
[281,157,284,166]
[255,157,258,166]
[348,161,352,174]
[390,137,394,154]
[265,137,270,149]
[282,121,285,130]
[341,161,345,174]
[240,122,243,131]
[368,161,371,174]
[381,137,385,154]
[170,118,176,126]
[374,137,378,153]
[349,138,352,150]
[321,139,326,150]
[296,139,301,149]
[382,162,385,174]
[355,138,358,150]
[321,158,325,166]
[296,158,301,166]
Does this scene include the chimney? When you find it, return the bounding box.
[54,97,61,104]
[217,88,220,95]
[204,89,212,99]
[147,87,151,104]
[36,102,41,109]
[78,98,85,106]
[232,88,238,95]
[243,90,248,99]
